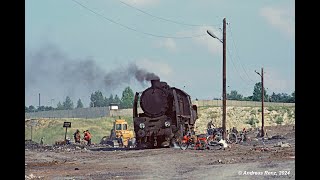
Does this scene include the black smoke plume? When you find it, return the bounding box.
[25,44,159,104]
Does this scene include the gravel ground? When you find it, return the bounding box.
[25,125,295,179]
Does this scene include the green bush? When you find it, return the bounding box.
[246,118,259,126]
[275,116,284,125]
[267,106,280,111]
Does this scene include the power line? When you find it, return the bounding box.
[226,45,252,87]
[226,47,254,95]
[228,24,255,82]
[119,0,221,27]
[71,0,207,39]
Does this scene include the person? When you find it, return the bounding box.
[83,130,92,146]
[207,120,214,129]
[40,137,44,145]
[66,137,71,145]
[231,127,238,134]
[73,129,81,143]
[118,134,124,148]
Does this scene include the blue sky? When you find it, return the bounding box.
[25,0,295,107]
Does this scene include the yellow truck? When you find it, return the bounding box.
[100,119,135,148]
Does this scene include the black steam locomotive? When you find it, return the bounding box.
[133,79,198,148]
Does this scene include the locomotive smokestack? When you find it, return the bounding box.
[151,79,161,88]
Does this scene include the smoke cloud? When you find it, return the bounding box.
[103,63,159,88]
[25,44,159,105]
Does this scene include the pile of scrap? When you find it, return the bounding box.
[274,142,291,148]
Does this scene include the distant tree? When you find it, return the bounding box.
[107,94,114,104]
[37,106,46,111]
[28,105,36,112]
[227,90,243,100]
[269,92,294,103]
[76,99,84,108]
[25,106,28,112]
[252,82,268,102]
[289,91,295,103]
[90,91,105,107]
[44,106,54,111]
[243,96,252,101]
[114,95,121,105]
[269,92,280,102]
[56,102,64,110]
[120,86,134,108]
[291,91,295,99]
[104,97,109,107]
[63,96,74,110]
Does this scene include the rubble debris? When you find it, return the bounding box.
[218,139,228,148]
[274,142,291,148]
[25,173,43,179]
[268,135,285,140]
[251,147,271,151]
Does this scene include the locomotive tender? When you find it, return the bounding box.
[133,79,198,148]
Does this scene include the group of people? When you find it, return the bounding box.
[73,129,92,145]
[206,120,248,142]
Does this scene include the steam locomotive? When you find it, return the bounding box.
[133,79,198,148]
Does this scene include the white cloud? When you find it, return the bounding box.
[155,38,177,52]
[178,26,222,55]
[260,5,295,39]
[137,58,173,78]
[121,0,159,7]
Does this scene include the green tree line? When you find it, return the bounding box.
[25,86,134,113]
[25,83,295,113]
[226,82,295,103]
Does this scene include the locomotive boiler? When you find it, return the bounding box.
[133,79,198,148]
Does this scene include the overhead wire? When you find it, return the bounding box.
[226,45,252,87]
[118,0,221,28]
[71,0,207,39]
[226,45,254,95]
[228,24,255,83]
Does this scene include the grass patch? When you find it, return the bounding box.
[246,117,259,126]
[267,106,281,111]
[25,116,132,145]
[275,116,284,125]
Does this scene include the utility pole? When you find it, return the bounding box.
[206,18,227,140]
[222,18,227,140]
[39,93,41,109]
[255,68,265,137]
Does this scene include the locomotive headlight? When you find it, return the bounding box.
[139,123,145,129]
[164,121,171,127]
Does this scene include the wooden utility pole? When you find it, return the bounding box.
[255,68,265,137]
[222,18,227,140]
[206,18,227,140]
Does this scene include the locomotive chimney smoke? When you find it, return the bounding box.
[103,63,159,89]
[25,44,160,105]
[129,63,160,83]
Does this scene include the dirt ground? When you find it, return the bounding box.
[25,125,295,179]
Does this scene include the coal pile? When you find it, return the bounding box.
[25,140,112,152]
[25,140,40,149]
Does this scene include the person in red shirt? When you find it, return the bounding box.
[83,130,92,145]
